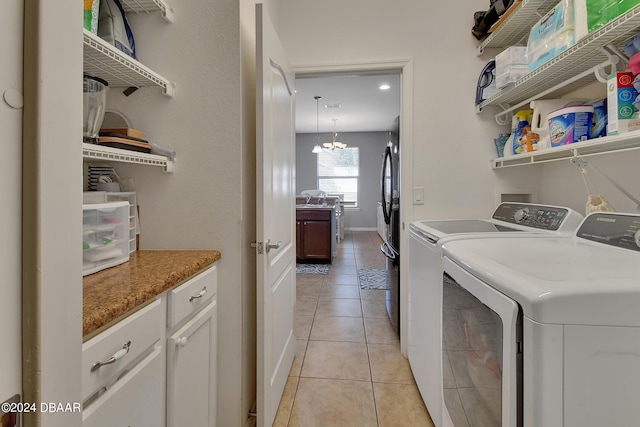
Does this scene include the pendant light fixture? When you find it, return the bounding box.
[323,118,347,150]
[312,96,323,153]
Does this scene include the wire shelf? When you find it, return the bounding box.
[477,0,561,54]
[479,4,640,110]
[491,131,640,168]
[120,0,173,22]
[83,30,173,96]
[83,143,174,172]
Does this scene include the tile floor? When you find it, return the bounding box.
[274,230,435,427]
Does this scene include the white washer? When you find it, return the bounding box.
[440,212,640,426]
[407,203,583,427]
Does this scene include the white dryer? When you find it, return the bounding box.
[440,212,640,426]
[407,203,583,427]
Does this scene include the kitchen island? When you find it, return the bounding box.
[296,203,336,263]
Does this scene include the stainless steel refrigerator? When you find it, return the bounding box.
[380,115,400,336]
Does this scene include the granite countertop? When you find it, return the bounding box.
[83,250,221,340]
[296,204,335,210]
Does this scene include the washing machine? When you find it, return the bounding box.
[407,203,583,427]
[440,211,640,426]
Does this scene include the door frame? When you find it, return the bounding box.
[294,59,414,355]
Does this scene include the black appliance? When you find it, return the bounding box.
[380,115,400,337]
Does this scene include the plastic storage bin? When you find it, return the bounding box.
[495,46,529,89]
[83,191,138,253]
[83,201,130,276]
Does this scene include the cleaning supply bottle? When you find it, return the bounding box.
[509,109,538,154]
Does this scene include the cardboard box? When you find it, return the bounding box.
[606,72,640,135]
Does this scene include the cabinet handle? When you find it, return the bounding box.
[91,341,131,372]
[189,287,207,302]
[175,336,188,347]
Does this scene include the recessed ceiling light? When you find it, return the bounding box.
[379,84,390,90]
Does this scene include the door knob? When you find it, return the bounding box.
[266,239,282,252]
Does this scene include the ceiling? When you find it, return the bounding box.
[294,73,400,134]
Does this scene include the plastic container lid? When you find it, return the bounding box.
[547,105,594,119]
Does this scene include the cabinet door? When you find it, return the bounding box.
[167,301,217,427]
[301,220,331,261]
[82,346,163,427]
[296,220,303,260]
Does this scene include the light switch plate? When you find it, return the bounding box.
[413,187,424,205]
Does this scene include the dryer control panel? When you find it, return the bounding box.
[492,203,572,231]
[577,212,640,252]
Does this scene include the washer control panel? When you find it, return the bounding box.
[492,203,571,230]
[577,212,640,252]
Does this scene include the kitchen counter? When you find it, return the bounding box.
[82,250,221,339]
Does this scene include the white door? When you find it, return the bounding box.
[255,4,297,427]
[0,0,22,411]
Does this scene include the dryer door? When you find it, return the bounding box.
[441,256,522,427]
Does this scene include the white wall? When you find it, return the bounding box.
[106,2,247,425]
[276,0,541,225]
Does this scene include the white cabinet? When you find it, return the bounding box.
[82,347,163,427]
[81,299,163,401]
[166,266,218,427]
[82,264,218,426]
[167,301,217,427]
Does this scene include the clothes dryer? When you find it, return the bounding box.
[440,212,640,426]
[407,203,583,427]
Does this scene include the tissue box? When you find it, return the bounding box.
[606,72,640,135]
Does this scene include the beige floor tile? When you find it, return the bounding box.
[359,288,387,300]
[296,297,318,315]
[301,341,371,381]
[294,315,314,340]
[331,257,357,266]
[364,318,399,345]
[288,378,377,427]
[316,298,362,317]
[290,339,308,377]
[373,382,434,427]
[310,316,365,342]
[362,299,389,318]
[320,284,360,299]
[323,274,358,286]
[327,264,358,275]
[273,375,299,427]
[356,258,386,269]
[296,274,324,285]
[368,343,415,384]
[296,283,322,298]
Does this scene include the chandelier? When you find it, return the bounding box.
[323,118,347,150]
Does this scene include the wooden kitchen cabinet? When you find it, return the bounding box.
[296,209,332,262]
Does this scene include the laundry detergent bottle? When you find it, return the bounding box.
[509,109,538,154]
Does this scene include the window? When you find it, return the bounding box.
[317,147,359,205]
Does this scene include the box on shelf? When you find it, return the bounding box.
[575,0,640,41]
[495,46,529,88]
[526,0,576,72]
[606,72,640,135]
[83,201,130,276]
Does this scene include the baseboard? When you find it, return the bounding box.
[346,227,377,231]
